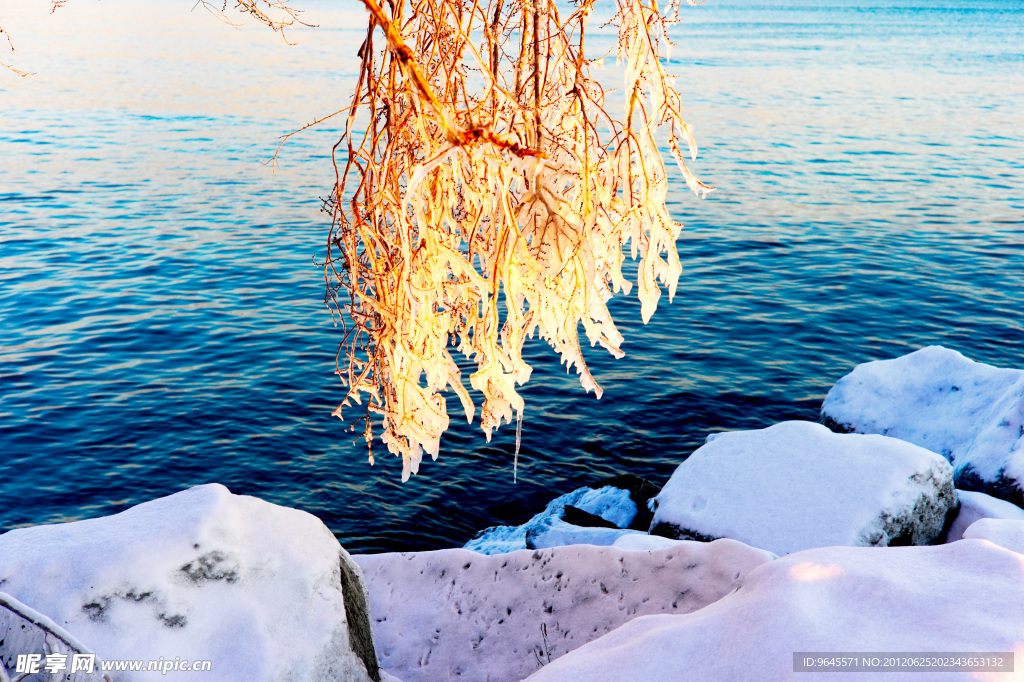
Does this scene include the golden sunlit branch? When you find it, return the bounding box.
[326,0,713,480]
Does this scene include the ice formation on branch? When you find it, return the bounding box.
[327,0,711,479]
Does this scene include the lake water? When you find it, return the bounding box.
[1,0,1021,553]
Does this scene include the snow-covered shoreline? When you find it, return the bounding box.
[3,346,1024,681]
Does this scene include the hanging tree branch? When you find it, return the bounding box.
[329,0,713,480]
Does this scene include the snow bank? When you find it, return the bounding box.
[464,485,640,554]
[962,518,1024,555]
[821,345,1024,506]
[650,421,956,555]
[355,540,774,681]
[526,541,1024,681]
[946,490,1024,542]
[0,484,378,682]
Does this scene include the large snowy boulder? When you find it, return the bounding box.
[821,346,1024,506]
[962,518,1024,555]
[0,484,379,682]
[650,421,957,555]
[945,490,1024,542]
[526,541,1024,681]
[355,540,774,681]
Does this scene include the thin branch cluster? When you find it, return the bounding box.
[197,0,315,42]
[329,0,712,479]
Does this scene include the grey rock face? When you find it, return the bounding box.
[339,548,381,682]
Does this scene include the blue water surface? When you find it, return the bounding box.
[1,0,1022,552]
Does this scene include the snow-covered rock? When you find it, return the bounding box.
[590,473,660,530]
[650,421,957,555]
[464,485,641,554]
[821,345,1024,507]
[962,518,1024,555]
[1,591,112,682]
[0,484,379,682]
[945,490,1024,542]
[355,540,774,682]
[526,541,1024,681]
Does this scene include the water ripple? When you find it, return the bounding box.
[1,0,1022,552]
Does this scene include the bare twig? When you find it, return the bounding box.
[195,0,315,44]
[267,105,354,171]
[0,23,30,77]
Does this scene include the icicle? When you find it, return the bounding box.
[514,409,523,484]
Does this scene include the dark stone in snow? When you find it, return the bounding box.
[562,505,621,529]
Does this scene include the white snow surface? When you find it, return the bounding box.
[946,490,1024,542]
[524,519,642,550]
[962,518,1024,555]
[821,345,1024,493]
[526,541,1024,681]
[355,540,774,682]
[651,421,956,555]
[611,534,698,551]
[0,484,374,682]
[463,486,638,554]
